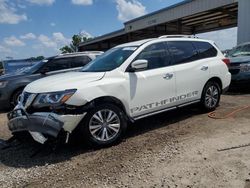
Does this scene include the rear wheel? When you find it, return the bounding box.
[80,103,127,147]
[201,81,221,112]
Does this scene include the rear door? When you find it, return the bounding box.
[167,41,210,105]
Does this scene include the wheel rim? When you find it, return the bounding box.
[89,109,121,142]
[205,85,219,108]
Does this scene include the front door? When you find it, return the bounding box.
[126,42,176,118]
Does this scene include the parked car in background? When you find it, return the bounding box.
[0,61,3,75]
[0,51,103,109]
[2,59,40,75]
[227,42,250,86]
[7,36,231,147]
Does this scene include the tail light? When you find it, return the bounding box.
[222,58,230,67]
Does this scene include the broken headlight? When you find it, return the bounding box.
[32,89,76,108]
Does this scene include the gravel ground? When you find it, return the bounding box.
[1,92,250,188]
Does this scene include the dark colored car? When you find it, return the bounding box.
[0,61,3,76]
[0,52,103,109]
[227,42,250,86]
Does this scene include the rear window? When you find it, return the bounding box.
[193,41,217,58]
[167,41,199,65]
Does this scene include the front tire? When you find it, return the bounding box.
[11,89,23,107]
[80,103,127,147]
[201,81,221,112]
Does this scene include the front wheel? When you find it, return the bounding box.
[80,103,127,147]
[201,81,221,112]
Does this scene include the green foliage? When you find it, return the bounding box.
[60,34,92,54]
[28,56,45,61]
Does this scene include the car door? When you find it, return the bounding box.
[126,42,176,118]
[167,41,210,105]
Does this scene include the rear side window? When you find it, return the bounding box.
[193,41,217,58]
[45,58,71,72]
[167,41,199,65]
[71,56,92,68]
[135,42,171,70]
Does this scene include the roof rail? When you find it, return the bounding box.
[158,35,198,39]
[59,51,103,56]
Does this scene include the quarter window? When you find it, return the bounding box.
[135,42,171,70]
[193,41,217,58]
[167,41,199,65]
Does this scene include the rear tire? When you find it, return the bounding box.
[79,103,127,147]
[201,81,221,112]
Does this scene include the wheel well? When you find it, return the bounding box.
[206,77,223,92]
[91,96,128,115]
[10,87,25,102]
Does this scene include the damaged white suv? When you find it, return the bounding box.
[8,36,231,147]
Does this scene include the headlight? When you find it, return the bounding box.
[32,89,76,108]
[0,81,7,88]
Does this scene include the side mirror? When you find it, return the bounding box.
[130,59,148,72]
[40,67,49,75]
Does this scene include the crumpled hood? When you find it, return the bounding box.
[229,56,250,64]
[25,72,105,93]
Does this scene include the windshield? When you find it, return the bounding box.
[81,47,137,72]
[21,60,47,74]
[228,44,250,57]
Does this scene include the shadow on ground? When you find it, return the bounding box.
[0,105,202,168]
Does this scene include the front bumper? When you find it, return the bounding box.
[8,108,86,144]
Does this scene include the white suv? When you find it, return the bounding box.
[8,36,231,147]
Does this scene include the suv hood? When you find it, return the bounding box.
[229,56,250,64]
[25,72,105,93]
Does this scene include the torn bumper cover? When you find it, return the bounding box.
[7,109,85,144]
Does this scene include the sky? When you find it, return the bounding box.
[0,0,237,60]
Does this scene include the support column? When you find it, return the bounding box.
[237,0,250,44]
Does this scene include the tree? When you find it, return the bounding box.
[60,34,92,54]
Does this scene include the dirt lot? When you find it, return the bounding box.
[1,91,250,188]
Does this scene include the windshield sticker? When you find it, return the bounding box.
[42,60,48,63]
[130,91,199,114]
[122,47,137,51]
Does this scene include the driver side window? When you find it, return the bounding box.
[135,42,171,70]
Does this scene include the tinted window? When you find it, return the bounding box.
[193,41,217,58]
[71,56,92,68]
[228,44,250,57]
[167,41,199,65]
[135,42,171,70]
[44,58,71,72]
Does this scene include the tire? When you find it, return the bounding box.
[11,89,23,107]
[79,103,127,147]
[201,81,221,112]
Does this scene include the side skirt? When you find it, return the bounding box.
[133,100,200,121]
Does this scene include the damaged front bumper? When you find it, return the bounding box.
[7,108,86,144]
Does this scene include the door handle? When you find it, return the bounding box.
[201,66,208,71]
[163,73,173,80]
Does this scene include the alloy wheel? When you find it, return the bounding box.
[89,109,121,142]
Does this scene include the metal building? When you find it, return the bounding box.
[79,0,249,51]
